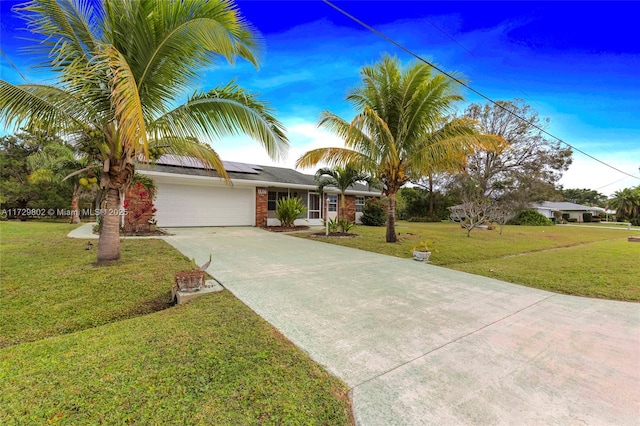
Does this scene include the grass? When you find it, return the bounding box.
[1,221,184,348]
[296,221,640,301]
[0,221,352,425]
[453,239,640,300]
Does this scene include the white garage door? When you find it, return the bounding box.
[154,182,254,227]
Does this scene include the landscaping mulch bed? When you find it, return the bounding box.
[262,226,310,233]
[310,232,359,238]
[121,229,171,237]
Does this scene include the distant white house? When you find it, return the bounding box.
[532,201,606,222]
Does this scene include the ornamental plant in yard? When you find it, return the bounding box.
[123,181,157,234]
[508,209,553,226]
[360,197,387,226]
[275,197,307,227]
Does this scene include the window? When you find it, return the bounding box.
[267,191,277,211]
[268,191,290,211]
[355,196,365,213]
[327,194,338,212]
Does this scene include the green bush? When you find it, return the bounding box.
[360,198,386,226]
[338,219,354,233]
[568,218,578,223]
[583,212,593,223]
[275,197,307,227]
[396,187,454,221]
[508,209,554,226]
[327,217,339,233]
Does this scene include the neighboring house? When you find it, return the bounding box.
[532,201,606,222]
[138,155,380,227]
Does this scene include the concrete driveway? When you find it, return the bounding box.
[164,227,640,425]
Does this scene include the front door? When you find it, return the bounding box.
[308,193,321,219]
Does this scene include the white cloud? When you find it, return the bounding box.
[209,117,346,172]
[559,152,640,197]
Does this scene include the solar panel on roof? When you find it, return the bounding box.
[156,155,208,168]
[222,161,262,174]
[154,156,262,174]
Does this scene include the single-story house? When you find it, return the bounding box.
[532,201,606,222]
[137,155,381,227]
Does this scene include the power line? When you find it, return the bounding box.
[321,0,640,181]
[596,176,632,191]
[420,14,552,122]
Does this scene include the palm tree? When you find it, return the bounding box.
[0,0,288,262]
[611,186,640,221]
[27,143,95,223]
[315,165,370,230]
[296,55,501,242]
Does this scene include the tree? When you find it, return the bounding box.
[610,186,640,223]
[456,99,572,206]
[0,0,288,261]
[562,188,607,207]
[27,144,97,223]
[398,184,454,221]
[296,55,499,242]
[0,131,71,214]
[449,199,494,237]
[315,165,369,231]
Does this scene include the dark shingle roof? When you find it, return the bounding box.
[143,156,378,193]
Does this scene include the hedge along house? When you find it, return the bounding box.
[137,155,381,227]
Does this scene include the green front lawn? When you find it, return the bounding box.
[297,222,640,301]
[0,222,352,425]
[1,221,184,348]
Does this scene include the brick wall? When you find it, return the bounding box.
[344,195,356,222]
[255,187,268,227]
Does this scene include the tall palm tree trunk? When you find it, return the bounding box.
[386,191,397,242]
[340,193,346,232]
[70,185,81,224]
[97,187,122,262]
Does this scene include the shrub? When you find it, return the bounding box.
[327,217,339,233]
[562,213,570,221]
[275,197,307,227]
[567,218,578,223]
[508,209,553,226]
[397,187,453,220]
[338,219,354,233]
[583,212,593,223]
[360,198,386,226]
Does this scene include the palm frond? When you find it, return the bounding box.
[101,0,260,115]
[146,136,229,182]
[0,80,93,133]
[13,0,99,75]
[295,148,371,171]
[151,82,288,161]
[103,45,148,159]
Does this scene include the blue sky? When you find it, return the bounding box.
[1,0,639,195]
